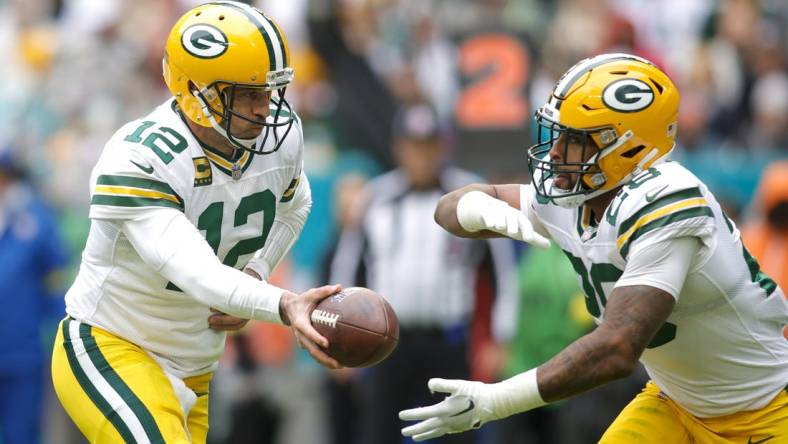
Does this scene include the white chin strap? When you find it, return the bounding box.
[192,90,258,150]
[551,181,609,209]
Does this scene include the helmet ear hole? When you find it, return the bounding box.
[622,145,645,158]
[650,78,664,94]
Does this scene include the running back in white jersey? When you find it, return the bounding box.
[524,160,788,417]
[66,99,306,376]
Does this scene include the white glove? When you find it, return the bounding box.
[399,379,496,441]
[399,370,545,442]
[456,191,550,248]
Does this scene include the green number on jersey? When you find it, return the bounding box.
[589,263,623,309]
[124,121,188,164]
[563,250,677,348]
[197,190,277,268]
[124,121,155,143]
[197,202,224,254]
[604,168,662,226]
[166,190,277,291]
[565,252,602,317]
[720,210,777,297]
[223,191,276,267]
[628,168,662,189]
[742,246,778,297]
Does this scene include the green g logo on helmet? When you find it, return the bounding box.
[164,1,296,155]
[602,79,655,113]
[181,24,228,59]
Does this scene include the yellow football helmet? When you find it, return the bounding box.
[163,1,294,154]
[527,53,680,208]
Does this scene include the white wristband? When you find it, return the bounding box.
[490,368,546,419]
[456,191,495,232]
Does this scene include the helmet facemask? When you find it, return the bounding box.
[191,76,295,155]
[525,53,680,208]
[527,111,612,208]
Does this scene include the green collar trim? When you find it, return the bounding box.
[170,100,255,178]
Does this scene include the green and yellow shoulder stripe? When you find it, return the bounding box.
[617,187,713,258]
[280,173,300,203]
[91,175,184,211]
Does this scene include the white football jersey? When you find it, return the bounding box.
[66,99,305,377]
[523,161,788,417]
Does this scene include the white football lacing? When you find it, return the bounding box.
[311,310,340,328]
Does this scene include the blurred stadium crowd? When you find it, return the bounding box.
[0,0,786,443]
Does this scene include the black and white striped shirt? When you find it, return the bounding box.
[330,167,518,340]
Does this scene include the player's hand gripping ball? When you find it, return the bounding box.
[310,287,399,367]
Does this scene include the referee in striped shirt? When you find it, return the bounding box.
[329,103,518,444]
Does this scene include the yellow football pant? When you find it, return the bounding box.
[600,381,788,443]
[51,318,212,443]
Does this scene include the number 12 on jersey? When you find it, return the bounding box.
[198,190,276,268]
[124,121,187,164]
[166,190,277,291]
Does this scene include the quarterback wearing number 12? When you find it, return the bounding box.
[400,54,788,443]
[51,2,344,443]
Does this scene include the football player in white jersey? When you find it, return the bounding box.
[51,2,343,443]
[399,54,788,443]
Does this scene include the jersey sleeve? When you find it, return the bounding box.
[614,168,716,260]
[245,170,312,279]
[88,127,188,221]
[615,237,701,300]
[277,114,305,204]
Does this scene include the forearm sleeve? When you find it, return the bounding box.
[122,209,285,323]
[245,172,312,280]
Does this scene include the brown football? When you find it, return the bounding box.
[310,287,399,367]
